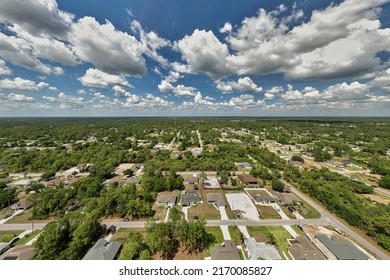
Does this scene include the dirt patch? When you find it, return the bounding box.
[363,194,390,205]
[152,245,204,260]
[114,163,135,175]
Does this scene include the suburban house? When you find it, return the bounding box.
[211,240,241,260]
[253,194,276,204]
[10,178,41,187]
[10,198,31,211]
[82,239,122,260]
[235,162,253,170]
[273,192,301,206]
[244,238,282,260]
[237,175,258,187]
[184,176,198,185]
[203,176,220,189]
[341,160,362,168]
[288,236,326,260]
[180,190,202,207]
[156,193,178,208]
[0,245,35,260]
[124,176,140,185]
[206,193,226,207]
[316,234,369,260]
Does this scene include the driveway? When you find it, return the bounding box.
[220,226,231,240]
[0,210,24,224]
[225,193,259,220]
[182,207,189,221]
[219,206,228,220]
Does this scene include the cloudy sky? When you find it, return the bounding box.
[0,0,389,117]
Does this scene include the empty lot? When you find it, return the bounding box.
[225,193,259,220]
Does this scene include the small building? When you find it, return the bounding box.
[316,234,369,260]
[235,162,253,169]
[180,190,202,207]
[10,199,31,211]
[10,178,41,187]
[206,193,226,207]
[288,236,327,260]
[0,245,35,260]
[341,160,362,168]
[82,239,122,260]
[237,175,258,187]
[124,176,140,185]
[184,176,198,185]
[245,238,282,260]
[203,176,220,189]
[253,194,276,204]
[273,192,301,206]
[156,194,178,208]
[211,240,241,260]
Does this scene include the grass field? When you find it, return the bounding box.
[152,204,168,221]
[0,230,23,243]
[228,226,243,244]
[5,210,52,224]
[204,226,224,257]
[110,228,146,243]
[14,230,42,246]
[256,205,281,219]
[188,203,220,220]
[298,200,321,219]
[247,226,292,259]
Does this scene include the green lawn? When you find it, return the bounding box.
[5,210,51,224]
[373,191,390,200]
[0,230,23,243]
[14,230,42,246]
[206,226,224,244]
[298,200,321,219]
[256,205,282,219]
[111,228,146,243]
[247,226,292,259]
[228,226,243,244]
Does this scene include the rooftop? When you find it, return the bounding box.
[288,236,327,260]
[211,240,241,260]
[245,238,282,260]
[156,194,177,205]
[237,174,258,184]
[206,193,226,207]
[235,162,252,169]
[82,239,122,260]
[316,234,369,260]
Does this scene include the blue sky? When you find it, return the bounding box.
[0,0,389,116]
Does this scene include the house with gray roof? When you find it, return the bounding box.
[253,194,276,204]
[288,236,326,260]
[316,234,369,260]
[180,190,202,207]
[206,193,225,207]
[235,162,252,169]
[211,240,241,260]
[82,239,122,260]
[245,238,282,260]
[156,194,177,208]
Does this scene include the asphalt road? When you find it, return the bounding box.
[283,180,390,260]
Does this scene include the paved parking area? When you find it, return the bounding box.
[225,193,259,220]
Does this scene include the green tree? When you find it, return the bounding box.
[291,155,304,163]
[379,174,390,189]
[41,171,56,180]
[271,179,284,192]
